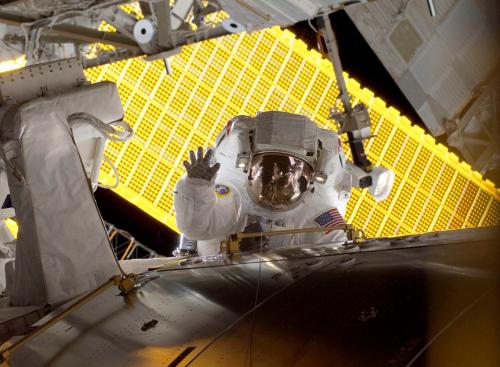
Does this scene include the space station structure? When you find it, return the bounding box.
[346,0,500,176]
[0,58,133,306]
[0,1,496,365]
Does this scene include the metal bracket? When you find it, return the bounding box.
[330,103,371,135]
[345,224,366,242]
[143,48,181,75]
[112,273,138,295]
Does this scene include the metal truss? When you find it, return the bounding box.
[104,220,159,260]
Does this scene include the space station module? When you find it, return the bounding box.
[174,111,393,256]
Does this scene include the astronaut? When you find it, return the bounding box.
[174,111,393,256]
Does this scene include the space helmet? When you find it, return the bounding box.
[226,111,333,211]
[247,152,313,210]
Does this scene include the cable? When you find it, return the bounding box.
[23,0,97,17]
[0,39,24,54]
[22,0,127,28]
[307,17,318,33]
[18,0,132,62]
[405,289,491,366]
[245,232,265,367]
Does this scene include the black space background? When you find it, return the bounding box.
[95,10,463,256]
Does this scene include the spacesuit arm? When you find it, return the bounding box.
[174,176,238,240]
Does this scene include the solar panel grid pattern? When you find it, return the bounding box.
[84,27,500,237]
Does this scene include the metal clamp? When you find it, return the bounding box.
[112,273,137,295]
[330,103,372,136]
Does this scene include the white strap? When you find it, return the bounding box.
[98,155,120,190]
[67,112,133,190]
[67,112,134,142]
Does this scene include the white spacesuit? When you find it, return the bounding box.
[174,111,393,256]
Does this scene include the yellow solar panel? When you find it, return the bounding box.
[82,26,499,238]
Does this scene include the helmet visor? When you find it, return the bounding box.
[247,153,312,211]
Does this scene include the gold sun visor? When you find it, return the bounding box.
[247,153,313,211]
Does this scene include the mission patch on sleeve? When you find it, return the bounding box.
[215,184,231,198]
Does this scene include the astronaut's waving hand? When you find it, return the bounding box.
[183,147,220,182]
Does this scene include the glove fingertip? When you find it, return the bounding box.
[196,146,204,161]
[204,148,213,162]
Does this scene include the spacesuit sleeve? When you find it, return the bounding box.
[174,176,239,240]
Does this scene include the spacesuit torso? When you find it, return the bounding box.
[174,112,353,256]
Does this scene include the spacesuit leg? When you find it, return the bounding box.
[197,239,224,257]
[173,234,198,257]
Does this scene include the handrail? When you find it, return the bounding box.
[0,273,137,364]
[220,224,366,255]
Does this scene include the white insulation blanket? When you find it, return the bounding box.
[0,83,122,306]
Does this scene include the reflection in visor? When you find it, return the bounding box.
[247,153,313,211]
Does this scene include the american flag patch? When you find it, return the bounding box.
[313,208,346,234]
